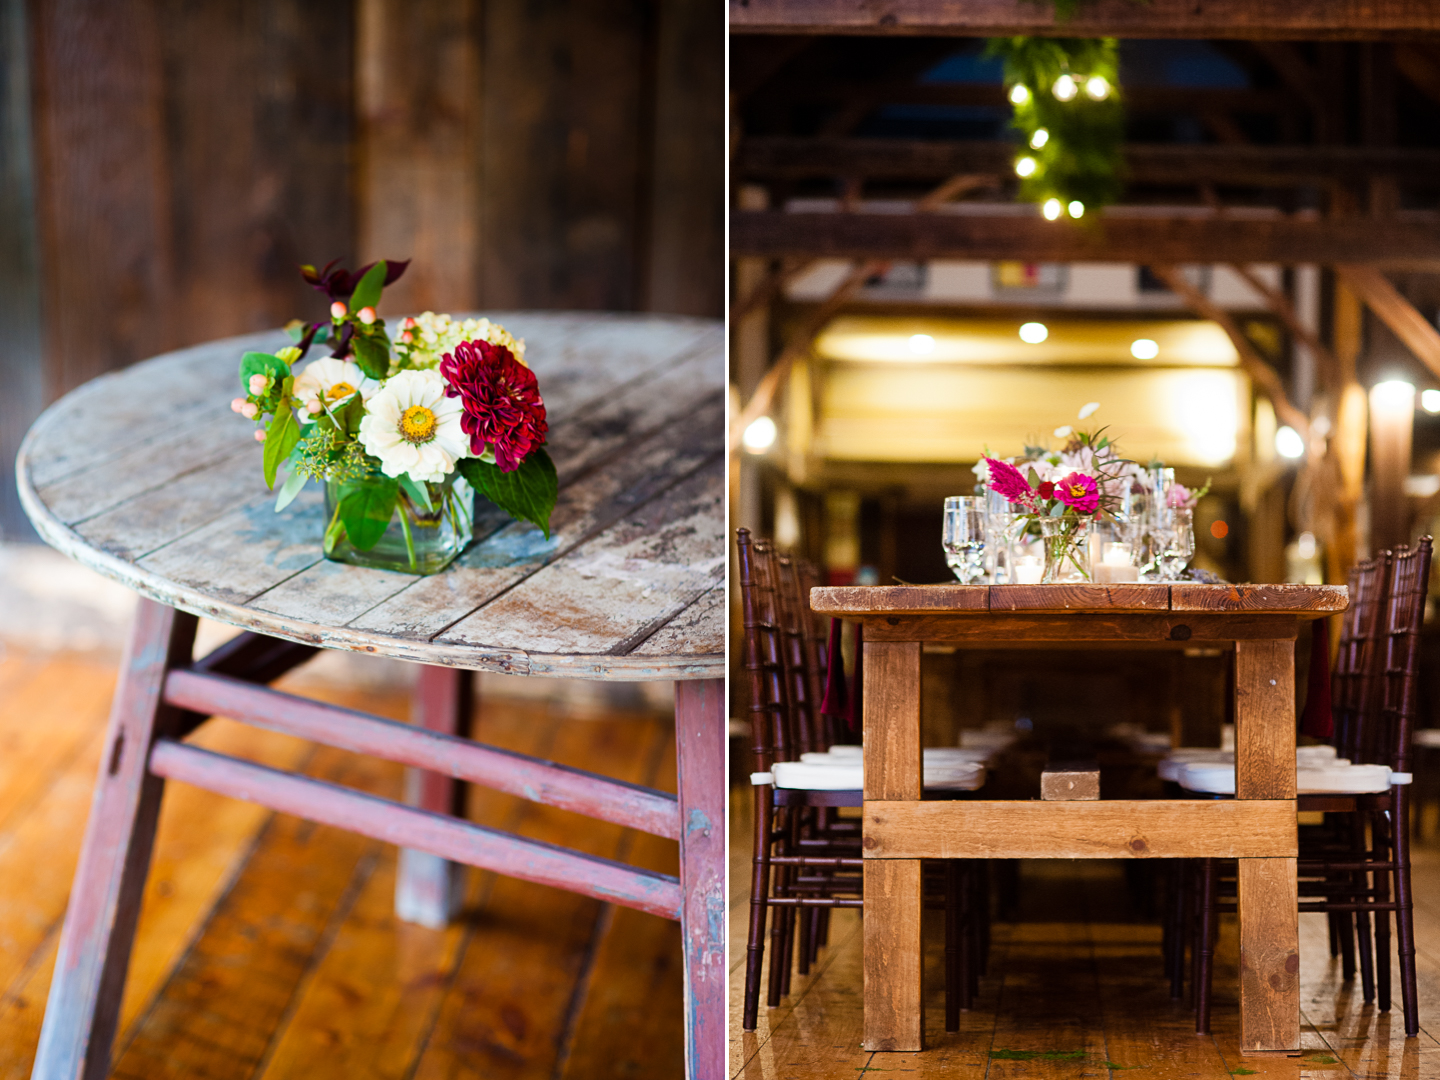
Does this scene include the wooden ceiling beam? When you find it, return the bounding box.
[753,83,1298,113]
[729,0,1440,39]
[1334,264,1440,381]
[737,138,1440,186]
[732,210,1440,264]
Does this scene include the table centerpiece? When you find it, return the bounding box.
[230,259,556,574]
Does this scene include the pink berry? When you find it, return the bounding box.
[358,306,376,325]
[401,317,416,329]
[240,401,259,419]
[230,397,245,413]
[254,429,267,442]
[248,373,269,394]
[307,400,323,415]
[399,331,413,343]
[331,301,347,319]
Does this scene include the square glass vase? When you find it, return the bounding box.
[322,474,473,575]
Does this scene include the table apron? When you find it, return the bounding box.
[862,799,1298,860]
[863,613,1299,643]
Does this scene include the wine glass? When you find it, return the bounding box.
[942,496,987,584]
[1155,507,1195,581]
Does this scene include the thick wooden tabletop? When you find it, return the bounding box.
[813,582,1347,616]
[18,313,723,680]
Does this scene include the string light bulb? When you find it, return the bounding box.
[1029,128,1049,150]
[1084,75,1110,100]
[1015,156,1037,178]
[1009,83,1030,105]
[1052,73,1078,101]
[742,416,777,453]
[1068,200,1084,218]
[1042,198,1062,220]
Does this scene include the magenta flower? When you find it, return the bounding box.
[1054,472,1100,514]
[985,457,1036,509]
[1167,482,1192,509]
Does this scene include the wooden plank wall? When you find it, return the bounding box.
[1,0,723,539]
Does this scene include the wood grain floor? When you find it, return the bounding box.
[0,644,683,1079]
[729,791,1440,1079]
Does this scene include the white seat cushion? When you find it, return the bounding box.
[800,747,990,766]
[1176,762,1394,796]
[1160,745,1346,782]
[1414,729,1440,748]
[771,759,986,792]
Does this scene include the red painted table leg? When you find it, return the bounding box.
[676,678,725,1080]
[395,665,474,928]
[32,599,196,1080]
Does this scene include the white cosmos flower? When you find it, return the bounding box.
[292,357,377,419]
[358,369,468,483]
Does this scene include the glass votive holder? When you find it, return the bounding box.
[1091,517,1140,584]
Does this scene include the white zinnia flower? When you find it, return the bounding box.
[359,370,467,483]
[292,357,376,419]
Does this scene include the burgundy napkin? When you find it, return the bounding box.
[846,623,864,735]
[1299,617,1334,740]
[819,618,848,720]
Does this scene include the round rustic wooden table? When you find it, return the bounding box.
[18,313,726,1080]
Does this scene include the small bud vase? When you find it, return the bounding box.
[322,474,473,574]
[1039,515,1093,584]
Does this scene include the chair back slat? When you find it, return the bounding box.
[775,554,820,754]
[1378,536,1433,772]
[737,528,789,771]
[1332,553,1390,762]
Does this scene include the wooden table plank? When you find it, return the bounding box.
[632,583,724,657]
[989,583,1170,612]
[1171,583,1347,613]
[435,464,724,661]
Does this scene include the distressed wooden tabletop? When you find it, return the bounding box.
[18,313,724,680]
[812,582,1348,617]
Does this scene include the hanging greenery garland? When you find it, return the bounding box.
[985,37,1126,220]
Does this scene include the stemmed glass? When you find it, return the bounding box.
[942,496,987,584]
[1154,507,1195,581]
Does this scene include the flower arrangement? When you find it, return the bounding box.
[231,259,557,574]
[982,405,1137,582]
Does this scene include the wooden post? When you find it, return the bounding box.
[395,665,474,928]
[1233,638,1300,1053]
[676,678,725,1080]
[863,639,924,1052]
[1369,380,1416,553]
[32,598,197,1080]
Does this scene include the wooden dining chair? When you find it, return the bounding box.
[736,528,987,1032]
[1185,538,1430,1036]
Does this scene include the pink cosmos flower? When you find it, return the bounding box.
[1054,472,1100,514]
[985,457,1036,509]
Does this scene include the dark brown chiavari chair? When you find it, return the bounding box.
[738,527,983,1032]
[1188,539,1429,1036]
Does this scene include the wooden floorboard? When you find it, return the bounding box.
[730,786,1440,1079]
[0,645,685,1079]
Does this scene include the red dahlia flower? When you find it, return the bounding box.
[1037,481,1056,500]
[1054,472,1100,514]
[439,340,548,472]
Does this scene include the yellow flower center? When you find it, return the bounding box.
[399,404,437,444]
[326,381,356,401]
[1068,483,1086,498]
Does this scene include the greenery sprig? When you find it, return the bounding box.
[985,36,1125,217]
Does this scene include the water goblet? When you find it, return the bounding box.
[942,496,987,584]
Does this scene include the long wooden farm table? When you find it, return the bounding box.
[810,581,1348,1056]
[18,314,726,1080]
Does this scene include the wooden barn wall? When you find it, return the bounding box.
[1,0,723,540]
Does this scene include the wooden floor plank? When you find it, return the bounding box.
[409,709,677,1080]
[252,696,556,1080]
[557,741,683,1080]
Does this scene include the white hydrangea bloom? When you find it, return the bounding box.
[391,311,527,372]
[358,369,468,483]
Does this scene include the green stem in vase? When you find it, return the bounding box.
[323,493,346,555]
[398,501,417,570]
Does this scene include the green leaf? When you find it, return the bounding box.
[262,400,301,490]
[1027,466,1041,487]
[349,259,387,314]
[398,474,434,513]
[457,447,558,538]
[352,332,390,380]
[274,466,308,512]
[240,350,290,389]
[336,392,368,436]
[337,477,399,551]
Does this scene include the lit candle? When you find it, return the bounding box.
[1014,556,1043,585]
[1094,542,1139,583]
